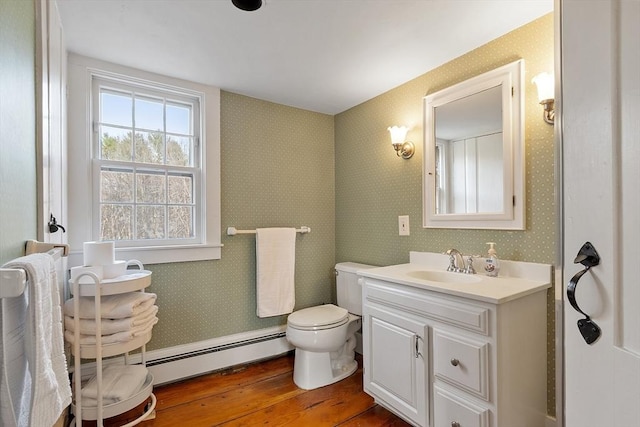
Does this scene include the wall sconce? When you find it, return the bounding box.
[532,72,555,125]
[387,126,415,159]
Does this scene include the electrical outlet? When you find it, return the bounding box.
[398,215,410,236]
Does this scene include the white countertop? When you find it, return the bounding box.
[358,252,552,304]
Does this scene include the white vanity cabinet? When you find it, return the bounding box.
[361,255,550,427]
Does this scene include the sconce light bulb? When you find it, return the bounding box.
[388,126,409,146]
[532,72,555,125]
[532,72,555,102]
[387,125,414,158]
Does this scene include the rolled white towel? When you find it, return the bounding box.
[64,317,157,345]
[81,365,148,407]
[64,305,158,335]
[64,292,156,319]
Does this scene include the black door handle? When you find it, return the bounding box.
[48,214,66,233]
[567,242,601,344]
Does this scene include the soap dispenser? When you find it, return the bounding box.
[484,242,500,277]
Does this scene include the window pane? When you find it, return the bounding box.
[101,204,133,240]
[136,205,165,239]
[136,172,166,203]
[135,97,164,131]
[166,136,191,166]
[168,174,193,204]
[101,169,133,202]
[101,91,132,127]
[100,126,133,161]
[166,102,191,134]
[168,206,193,238]
[135,131,164,164]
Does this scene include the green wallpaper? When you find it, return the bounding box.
[335,14,555,414]
[0,0,37,264]
[335,14,555,264]
[145,92,336,348]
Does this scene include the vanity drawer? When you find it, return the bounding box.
[433,329,489,400]
[434,385,489,427]
[363,280,490,335]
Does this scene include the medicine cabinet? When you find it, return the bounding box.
[423,60,525,230]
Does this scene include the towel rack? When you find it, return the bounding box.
[0,240,69,298]
[227,226,311,236]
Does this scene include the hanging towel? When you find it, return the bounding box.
[0,277,29,427]
[255,228,296,318]
[80,364,148,407]
[64,305,158,335]
[63,292,156,319]
[64,316,158,345]
[1,254,72,427]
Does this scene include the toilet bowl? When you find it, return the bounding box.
[285,262,375,390]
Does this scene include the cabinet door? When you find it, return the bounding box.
[363,304,428,427]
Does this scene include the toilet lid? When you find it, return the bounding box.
[287,304,349,330]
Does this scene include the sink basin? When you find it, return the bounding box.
[406,270,482,284]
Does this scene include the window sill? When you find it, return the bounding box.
[68,243,222,268]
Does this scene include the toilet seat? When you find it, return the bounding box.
[287,304,349,331]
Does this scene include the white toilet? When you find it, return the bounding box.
[286,262,375,390]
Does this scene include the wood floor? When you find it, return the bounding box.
[143,353,410,426]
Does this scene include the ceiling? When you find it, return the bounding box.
[56,0,552,115]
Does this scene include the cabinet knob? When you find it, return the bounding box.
[451,422,461,427]
[450,358,460,367]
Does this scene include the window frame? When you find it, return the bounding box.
[91,77,202,247]
[67,55,221,266]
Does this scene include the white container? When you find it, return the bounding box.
[102,259,145,280]
[102,260,127,279]
[83,241,115,266]
[70,265,104,284]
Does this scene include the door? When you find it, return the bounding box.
[562,0,640,426]
[36,0,67,245]
[36,0,67,301]
[363,303,428,426]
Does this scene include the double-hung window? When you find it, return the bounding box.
[93,78,201,246]
[67,56,221,266]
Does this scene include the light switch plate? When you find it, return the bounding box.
[398,215,410,236]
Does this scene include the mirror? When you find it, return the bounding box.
[423,60,524,229]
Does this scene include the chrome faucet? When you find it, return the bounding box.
[445,248,466,273]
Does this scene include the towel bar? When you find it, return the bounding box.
[0,268,27,298]
[227,226,311,236]
[0,243,68,298]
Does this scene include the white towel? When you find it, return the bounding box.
[1,254,72,427]
[63,292,156,319]
[64,305,158,335]
[0,280,29,427]
[255,228,296,318]
[64,317,157,345]
[81,364,148,407]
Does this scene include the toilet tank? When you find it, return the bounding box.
[335,262,376,316]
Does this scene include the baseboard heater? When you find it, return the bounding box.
[145,326,293,385]
[146,331,287,368]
